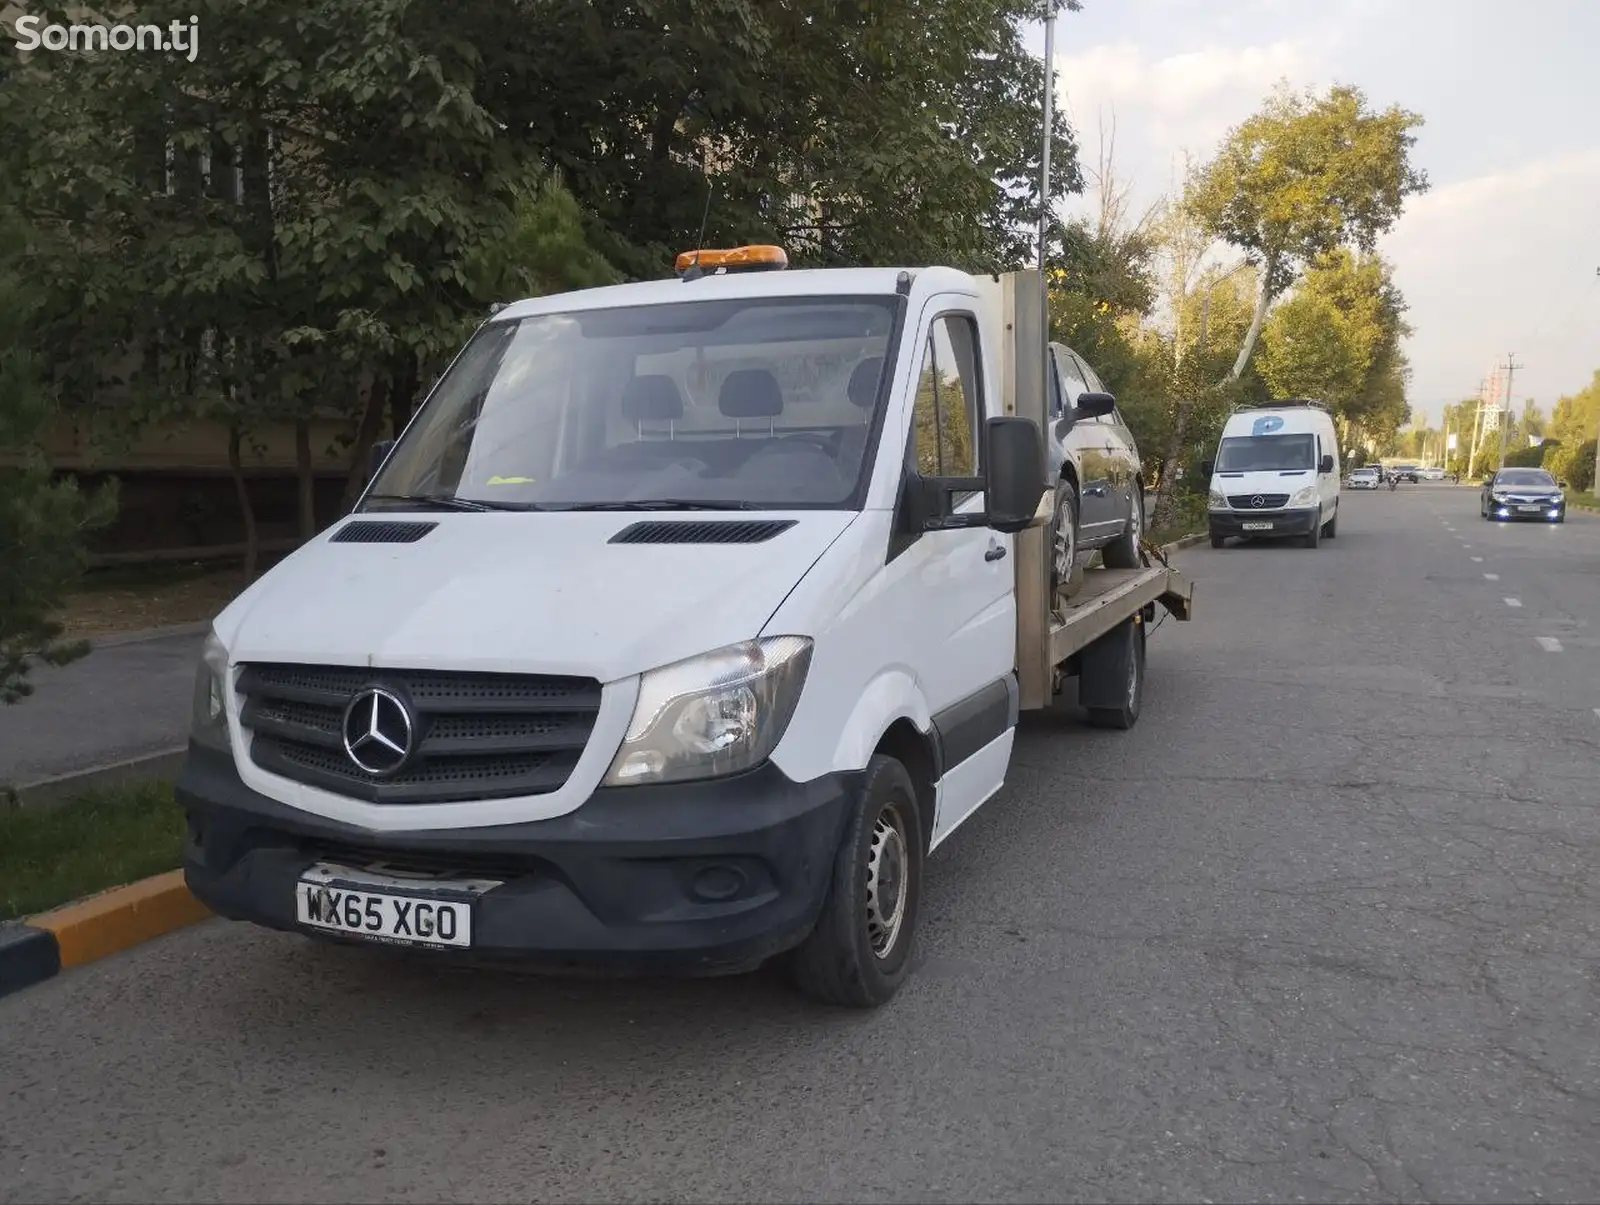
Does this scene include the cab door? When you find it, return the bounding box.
[894,303,1016,845]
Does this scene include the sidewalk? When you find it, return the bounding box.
[0,623,207,791]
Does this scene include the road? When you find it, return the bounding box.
[0,628,203,786]
[3,485,1598,1203]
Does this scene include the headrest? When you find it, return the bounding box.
[620,374,684,422]
[847,357,883,408]
[718,369,783,419]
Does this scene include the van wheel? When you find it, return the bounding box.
[1085,616,1146,730]
[1303,514,1322,549]
[1102,482,1145,568]
[1048,479,1083,600]
[1210,533,1225,549]
[788,755,923,1009]
[1323,510,1338,538]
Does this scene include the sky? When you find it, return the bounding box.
[1021,0,1600,427]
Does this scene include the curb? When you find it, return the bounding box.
[90,620,210,650]
[6,746,188,810]
[0,871,210,999]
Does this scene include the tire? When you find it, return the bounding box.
[788,755,924,1009]
[1210,534,1225,549]
[1102,482,1146,568]
[1048,479,1082,601]
[1303,511,1322,549]
[1323,508,1338,538]
[1085,616,1146,730]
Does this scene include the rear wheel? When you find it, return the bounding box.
[1084,616,1146,730]
[1102,482,1146,568]
[1048,479,1083,600]
[1210,533,1225,549]
[788,755,924,1009]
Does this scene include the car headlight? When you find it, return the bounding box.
[189,629,231,751]
[603,637,813,787]
[1290,485,1319,507]
[1208,489,1228,510]
[1491,492,1510,502]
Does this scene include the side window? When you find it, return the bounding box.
[1070,352,1111,423]
[911,313,983,481]
[1054,348,1089,414]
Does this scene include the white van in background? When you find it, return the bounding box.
[1203,401,1341,549]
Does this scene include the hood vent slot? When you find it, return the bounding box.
[331,520,439,544]
[610,519,797,545]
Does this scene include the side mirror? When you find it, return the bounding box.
[1200,459,1215,478]
[1319,454,1335,474]
[367,438,396,482]
[1070,391,1116,422]
[983,416,1047,534]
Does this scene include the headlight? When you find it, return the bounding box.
[189,630,231,751]
[603,637,813,787]
[1491,492,1510,502]
[1208,489,1228,510]
[1290,485,1319,507]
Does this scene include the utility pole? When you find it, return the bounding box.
[1038,0,1058,406]
[1496,353,1521,470]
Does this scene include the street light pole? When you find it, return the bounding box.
[1038,1,1058,405]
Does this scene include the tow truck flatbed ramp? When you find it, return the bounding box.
[1048,564,1193,667]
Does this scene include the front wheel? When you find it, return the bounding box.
[788,755,924,1008]
[1303,512,1322,549]
[1048,479,1083,601]
[1102,482,1146,568]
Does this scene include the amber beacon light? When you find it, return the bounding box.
[674,244,789,276]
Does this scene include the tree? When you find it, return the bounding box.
[0,213,117,704]
[1188,83,1428,382]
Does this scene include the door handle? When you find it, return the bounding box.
[984,543,1007,562]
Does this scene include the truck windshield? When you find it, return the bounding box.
[1215,434,1315,472]
[366,295,901,511]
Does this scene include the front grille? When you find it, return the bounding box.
[237,663,602,804]
[1227,493,1291,509]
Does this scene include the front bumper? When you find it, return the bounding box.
[1208,506,1319,538]
[178,743,858,976]
[1486,499,1565,521]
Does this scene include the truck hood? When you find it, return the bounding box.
[1211,468,1319,503]
[215,511,857,683]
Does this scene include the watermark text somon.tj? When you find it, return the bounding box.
[12,14,200,62]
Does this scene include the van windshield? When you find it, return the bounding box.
[1216,434,1316,472]
[365,295,901,512]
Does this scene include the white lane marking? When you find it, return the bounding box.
[1504,597,1522,607]
[1594,708,1600,721]
[1484,573,1500,580]
[1537,637,1563,652]
[1460,543,1471,548]
[1471,556,1483,562]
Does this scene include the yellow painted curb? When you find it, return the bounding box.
[28,870,211,968]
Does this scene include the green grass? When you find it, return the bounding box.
[1570,490,1598,509]
[0,781,185,922]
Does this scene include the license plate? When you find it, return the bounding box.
[295,863,495,949]
[1242,520,1274,531]
[1517,505,1542,512]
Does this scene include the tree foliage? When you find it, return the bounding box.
[0,212,118,704]
[1188,83,1428,381]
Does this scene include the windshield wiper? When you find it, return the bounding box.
[364,493,527,513]
[553,500,762,512]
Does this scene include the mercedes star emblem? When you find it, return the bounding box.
[1252,495,1266,508]
[341,686,415,776]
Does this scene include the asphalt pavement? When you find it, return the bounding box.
[0,628,205,786]
[2,484,1598,1203]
